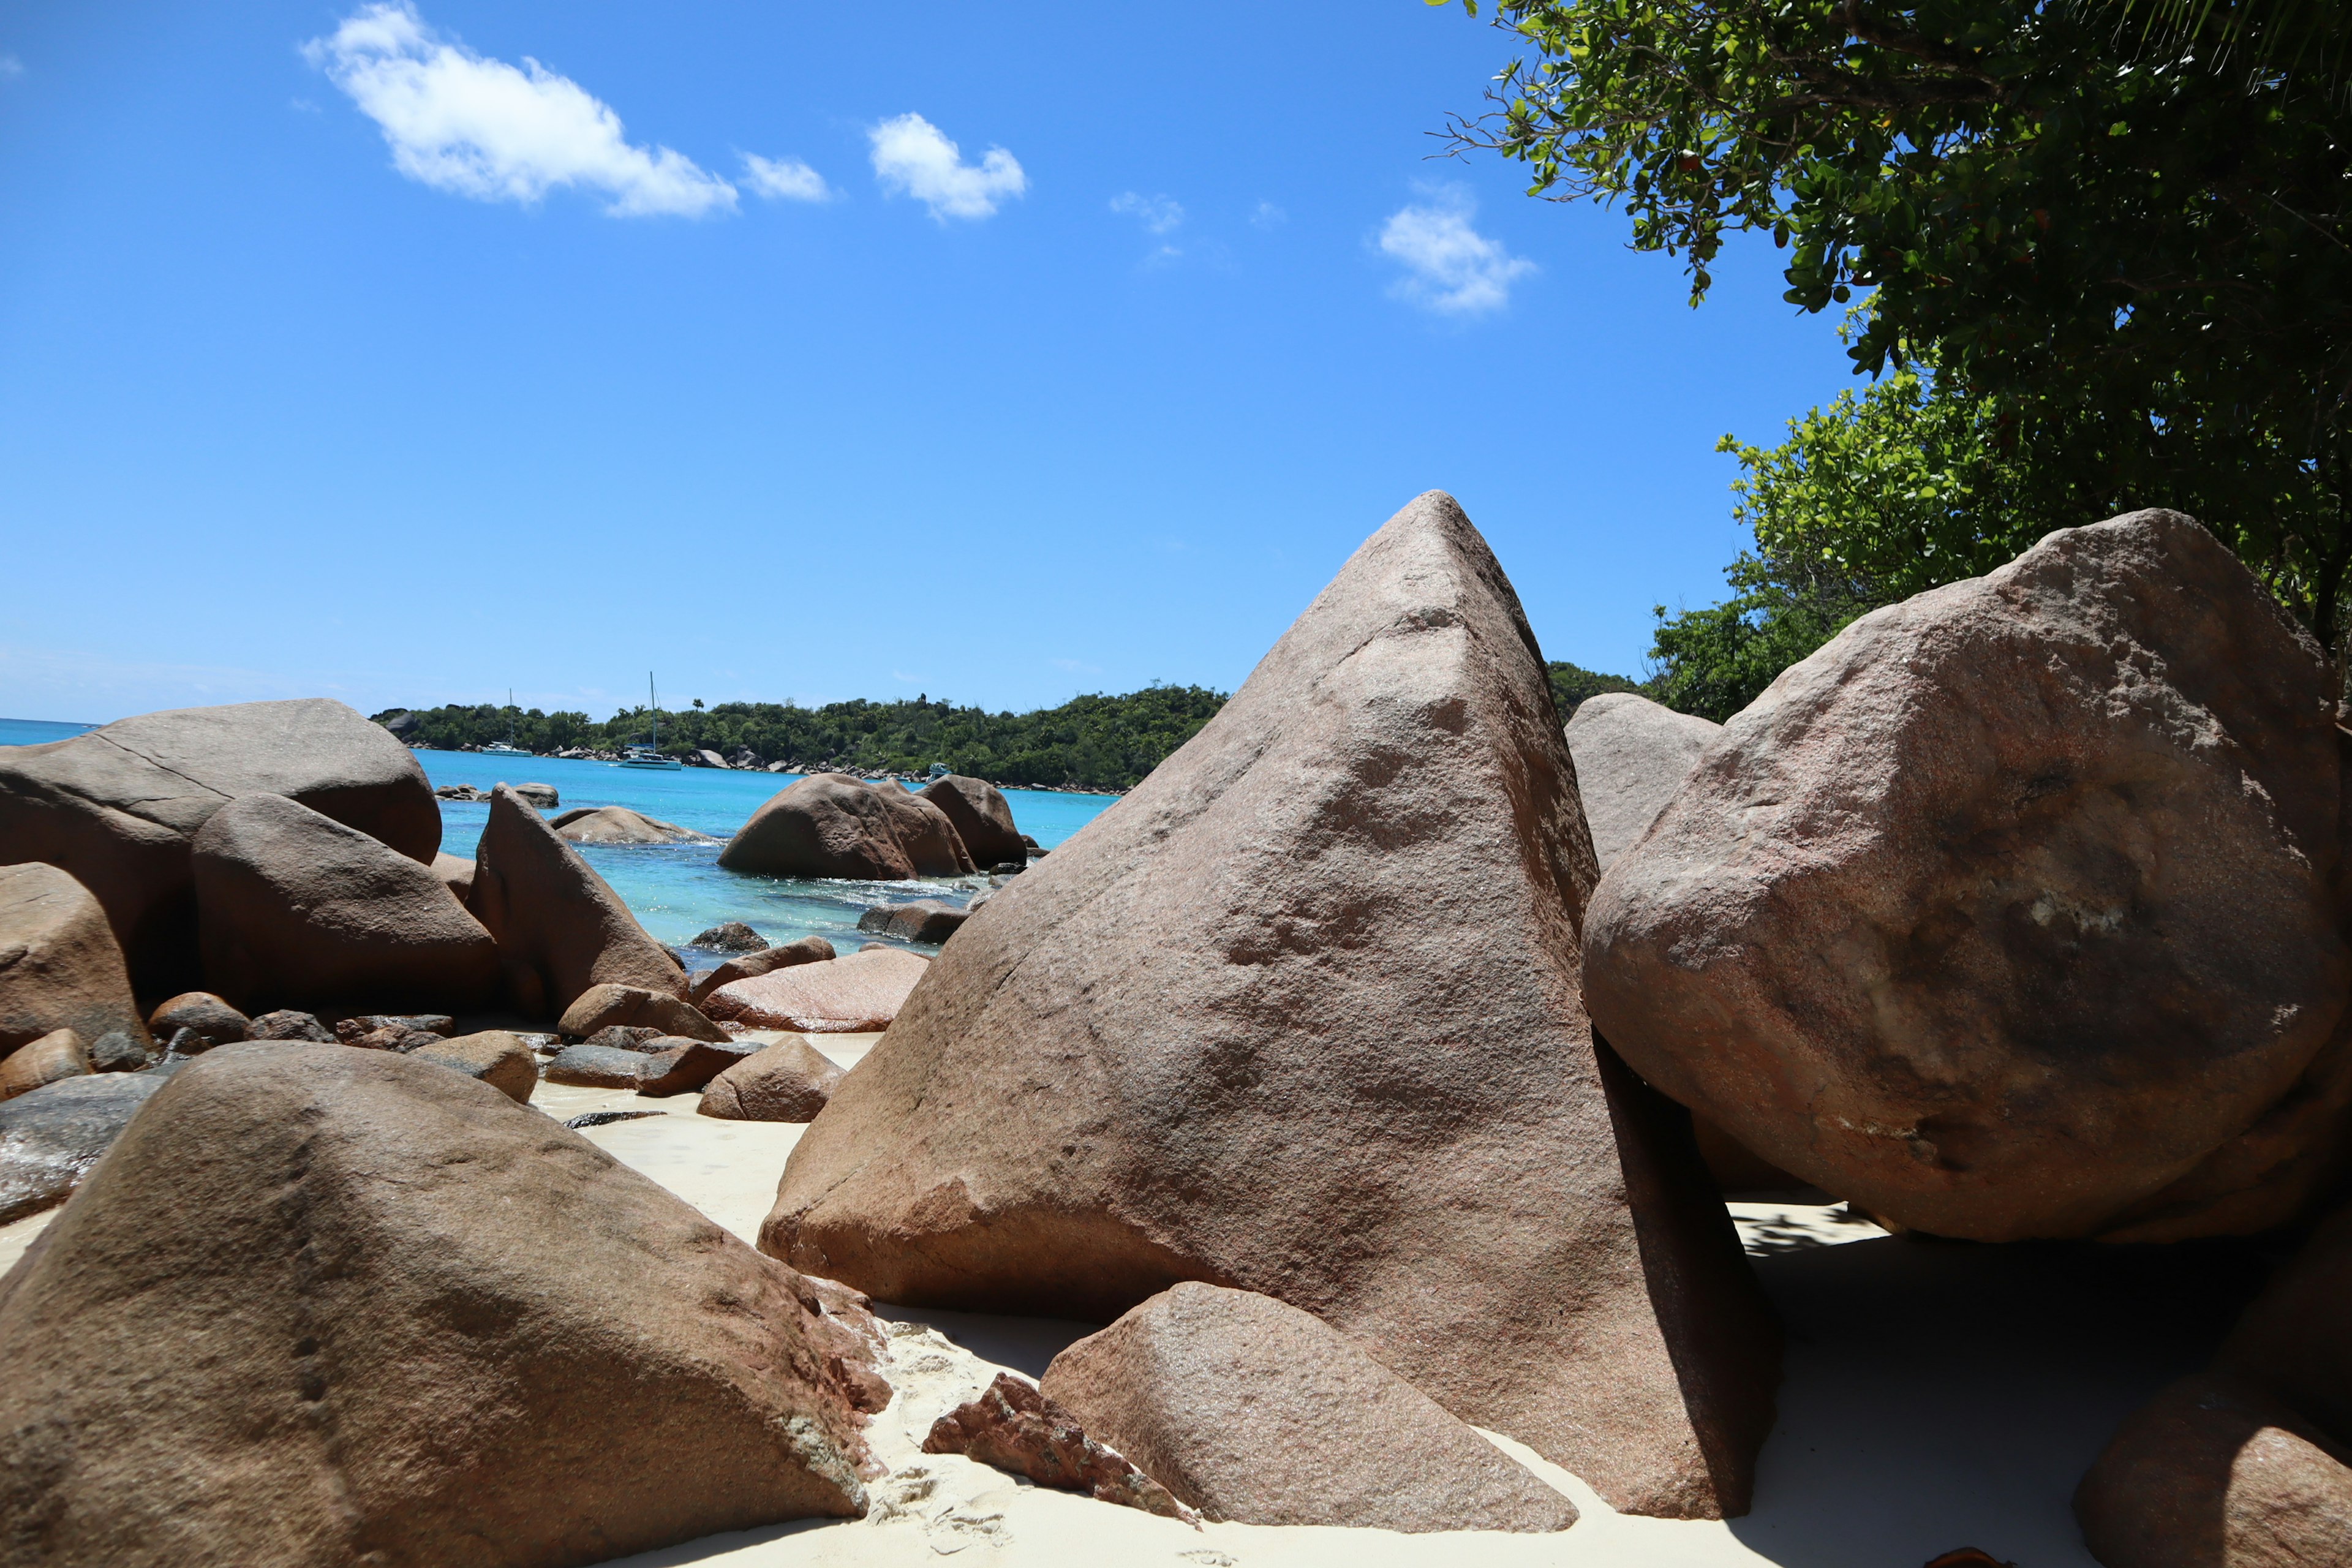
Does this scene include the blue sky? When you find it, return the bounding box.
[0,2,1858,725]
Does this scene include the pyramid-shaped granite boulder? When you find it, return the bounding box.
[763,491,1781,1518]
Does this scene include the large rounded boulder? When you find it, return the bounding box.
[0,863,151,1058]
[718,774,973,880]
[0,699,439,995]
[763,492,1780,1519]
[0,1043,879,1566]
[1585,511,2351,1243]
[1563,692,1720,870]
[192,793,499,1012]
[918,775,1026,867]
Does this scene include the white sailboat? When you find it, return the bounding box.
[617,673,683,770]
[483,688,530,757]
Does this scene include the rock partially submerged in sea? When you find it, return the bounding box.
[763,491,1781,1520]
[0,862,151,1058]
[1563,692,1719,870]
[698,1037,844,1122]
[924,1371,1196,1521]
[856,899,969,944]
[469,785,687,1019]
[191,793,499,1014]
[0,1044,880,1566]
[689,935,835,1006]
[690,921,768,952]
[1042,1283,1577,1532]
[703,948,930,1034]
[718,774,974,880]
[1586,511,2352,1244]
[549,805,716,845]
[0,699,440,994]
[918,775,1027,870]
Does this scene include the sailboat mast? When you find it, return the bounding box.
[649,673,658,753]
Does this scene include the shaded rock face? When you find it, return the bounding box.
[1041,1283,1576,1532]
[0,1030,91,1102]
[918,776,1026,870]
[762,492,1781,1520]
[2077,1200,2352,1566]
[545,1042,656,1089]
[548,805,714,845]
[0,863,151,1057]
[924,1372,1195,1521]
[0,1044,878,1567]
[698,1038,845,1122]
[469,785,686,1020]
[432,853,476,904]
[688,936,835,1006]
[1586,511,2352,1245]
[1562,692,1720,870]
[0,1064,181,1225]
[192,793,500,1014]
[554,984,728,1043]
[703,948,932,1035]
[0,699,439,993]
[635,1039,758,1098]
[717,774,974,880]
[857,900,968,944]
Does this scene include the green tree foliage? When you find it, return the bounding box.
[1545,660,1643,721]
[371,686,1227,792]
[1440,0,2352,645]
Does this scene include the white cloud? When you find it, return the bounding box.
[1251,200,1285,230]
[868,113,1025,221]
[1378,186,1535,315]
[1109,192,1183,235]
[0,55,24,81]
[741,153,831,202]
[304,2,736,217]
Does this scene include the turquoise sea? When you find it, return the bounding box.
[0,718,1120,959]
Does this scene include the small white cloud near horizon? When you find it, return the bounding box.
[868,113,1025,221]
[1378,186,1534,315]
[303,2,736,217]
[1109,191,1183,235]
[741,153,831,202]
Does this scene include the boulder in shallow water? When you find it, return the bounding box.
[689,935,835,1005]
[0,1044,879,1566]
[470,785,687,1019]
[856,900,969,944]
[556,982,728,1043]
[918,775,1027,870]
[0,1064,181,1224]
[698,1037,845,1122]
[1562,692,1719,870]
[690,921,769,953]
[0,699,439,994]
[406,1029,537,1102]
[0,862,151,1058]
[703,948,930,1034]
[192,793,500,1013]
[717,774,974,880]
[0,1029,91,1102]
[924,1371,1195,1521]
[1586,511,2352,1243]
[1041,1283,1577,1532]
[548,805,715,845]
[761,492,1780,1520]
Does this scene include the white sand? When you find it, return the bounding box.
[0,1038,2253,1567]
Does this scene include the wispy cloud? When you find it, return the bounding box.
[303,2,736,217]
[741,153,830,202]
[1050,657,1103,676]
[1109,192,1183,236]
[1251,200,1285,230]
[0,55,24,81]
[868,113,1025,221]
[1378,186,1534,315]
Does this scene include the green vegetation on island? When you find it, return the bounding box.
[372,685,1229,793]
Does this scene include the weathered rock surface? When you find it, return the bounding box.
[856,900,969,944]
[469,785,687,1019]
[1586,511,2351,1244]
[510,782,559,808]
[556,982,728,1043]
[192,793,499,1012]
[762,492,1781,1519]
[407,1029,537,1102]
[147,992,247,1048]
[918,775,1027,870]
[2077,1200,2352,1565]
[0,1030,92,1102]
[924,1371,1195,1521]
[86,1033,152,1074]
[704,948,931,1035]
[689,935,835,1005]
[1562,692,1720,870]
[1042,1283,1575,1531]
[0,699,439,992]
[0,1044,878,1565]
[545,1042,657,1089]
[245,1009,335,1044]
[690,921,768,953]
[698,1038,845,1121]
[717,774,974,880]
[549,805,715,845]
[0,1064,181,1224]
[432,852,476,903]
[0,863,151,1057]
[635,1038,758,1098]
